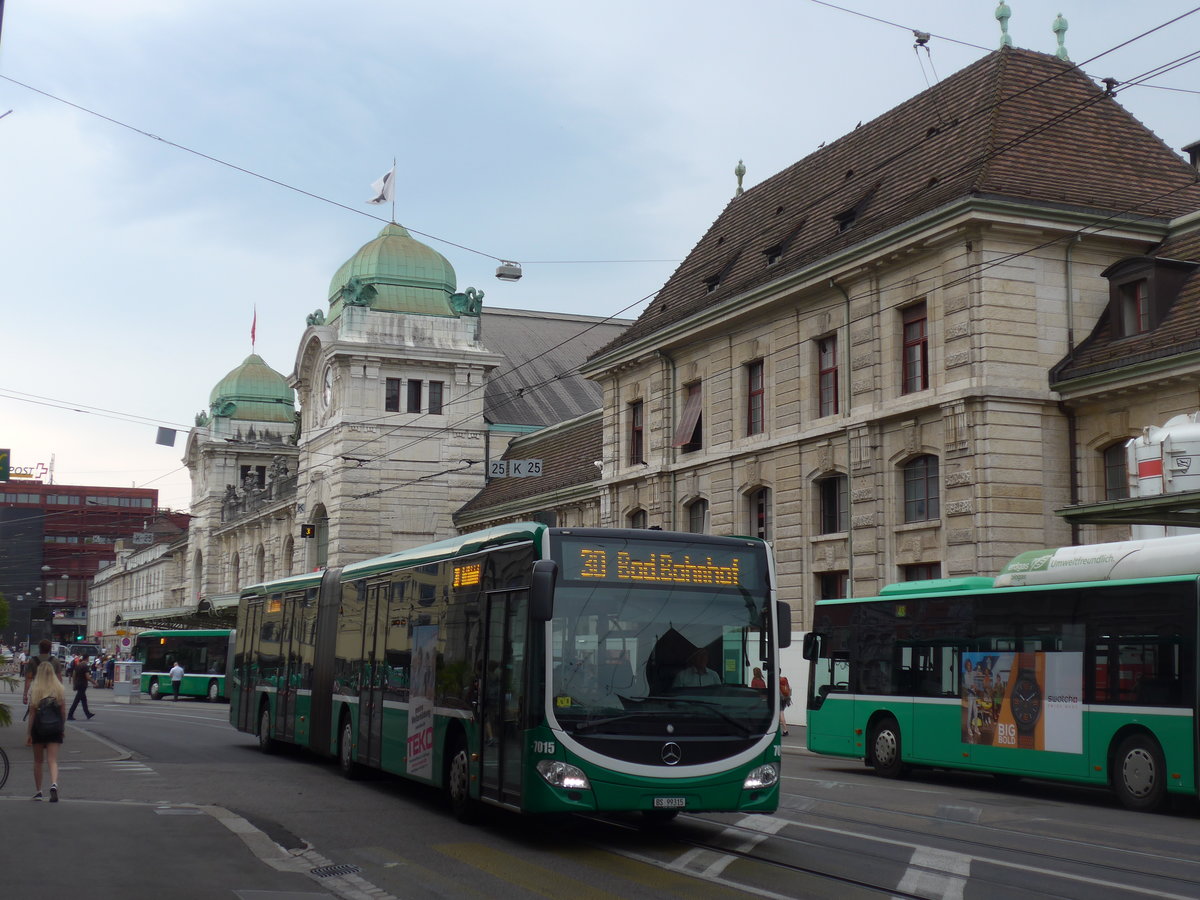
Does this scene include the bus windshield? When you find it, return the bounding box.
[548,534,774,738]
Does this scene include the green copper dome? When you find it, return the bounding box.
[208,354,296,424]
[327,223,460,321]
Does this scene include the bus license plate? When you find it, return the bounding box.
[654,797,686,809]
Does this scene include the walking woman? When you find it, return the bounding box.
[27,659,66,801]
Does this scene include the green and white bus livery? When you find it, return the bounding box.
[803,534,1200,811]
[231,523,790,821]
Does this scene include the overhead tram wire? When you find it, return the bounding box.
[10,19,1196,487]
[317,42,1200,478]
[0,73,683,272]
[0,388,191,431]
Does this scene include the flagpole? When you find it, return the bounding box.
[391,156,396,224]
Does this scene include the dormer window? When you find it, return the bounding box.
[1103,256,1198,339]
[764,245,782,266]
[703,275,721,293]
[1119,280,1150,336]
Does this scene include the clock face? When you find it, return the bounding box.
[1011,674,1042,728]
[321,365,333,408]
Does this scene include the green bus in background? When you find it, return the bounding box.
[803,534,1200,812]
[133,629,233,702]
[231,523,789,822]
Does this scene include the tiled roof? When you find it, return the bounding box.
[481,308,630,427]
[455,412,602,519]
[594,47,1200,359]
[1052,227,1200,383]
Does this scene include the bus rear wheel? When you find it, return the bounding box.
[258,705,276,754]
[339,718,362,780]
[149,679,162,700]
[869,716,907,779]
[207,680,220,703]
[1114,734,1166,812]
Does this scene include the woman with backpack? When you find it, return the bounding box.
[26,659,65,802]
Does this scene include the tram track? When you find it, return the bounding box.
[779,776,1200,894]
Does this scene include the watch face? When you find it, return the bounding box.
[1011,674,1042,728]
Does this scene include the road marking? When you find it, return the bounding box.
[896,847,969,900]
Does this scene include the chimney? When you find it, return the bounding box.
[1184,140,1200,171]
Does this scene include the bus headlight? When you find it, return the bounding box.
[536,760,591,791]
[743,764,779,790]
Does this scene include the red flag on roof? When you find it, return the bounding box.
[251,306,257,350]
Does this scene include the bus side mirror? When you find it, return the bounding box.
[776,601,792,648]
[802,632,819,661]
[531,559,557,622]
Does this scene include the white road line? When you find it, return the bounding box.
[896,847,969,900]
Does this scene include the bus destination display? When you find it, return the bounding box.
[559,539,758,588]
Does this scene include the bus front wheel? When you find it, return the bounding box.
[207,680,220,703]
[1114,734,1166,812]
[149,679,162,701]
[447,738,480,823]
[868,717,907,779]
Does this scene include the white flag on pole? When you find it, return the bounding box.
[368,166,395,205]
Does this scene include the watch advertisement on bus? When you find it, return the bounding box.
[962,651,1081,753]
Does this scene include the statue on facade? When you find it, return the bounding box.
[306,308,326,326]
[270,455,290,480]
[451,286,484,316]
[195,410,210,426]
[224,484,238,503]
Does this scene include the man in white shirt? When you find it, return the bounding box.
[169,661,185,701]
[673,646,720,688]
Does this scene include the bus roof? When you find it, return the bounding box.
[341,521,548,580]
[134,628,232,638]
[994,533,1200,587]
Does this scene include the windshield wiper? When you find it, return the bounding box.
[617,695,754,737]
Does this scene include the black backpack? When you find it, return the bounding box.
[36,697,63,733]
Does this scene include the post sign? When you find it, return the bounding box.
[488,459,543,478]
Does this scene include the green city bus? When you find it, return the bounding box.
[134,629,233,701]
[231,523,790,821]
[803,534,1200,812]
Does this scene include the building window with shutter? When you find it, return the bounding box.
[748,487,771,540]
[818,475,848,534]
[1119,280,1150,336]
[818,336,838,416]
[407,379,422,413]
[628,400,644,464]
[673,382,703,453]
[428,381,444,415]
[902,302,929,394]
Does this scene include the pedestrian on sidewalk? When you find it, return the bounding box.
[779,673,792,736]
[27,659,65,801]
[23,639,63,708]
[67,657,95,720]
[170,660,184,701]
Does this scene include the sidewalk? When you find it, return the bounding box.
[0,689,334,898]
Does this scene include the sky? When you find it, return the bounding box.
[2,1,1197,511]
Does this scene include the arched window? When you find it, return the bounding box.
[628,509,648,529]
[902,455,940,523]
[281,535,295,578]
[747,488,771,540]
[255,545,266,582]
[229,551,240,592]
[687,499,709,534]
[1103,442,1130,500]
[817,475,848,534]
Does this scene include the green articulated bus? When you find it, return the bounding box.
[134,629,233,702]
[231,523,790,822]
[803,533,1200,812]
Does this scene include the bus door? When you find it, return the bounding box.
[275,593,303,743]
[480,589,528,807]
[235,599,265,735]
[357,580,389,769]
